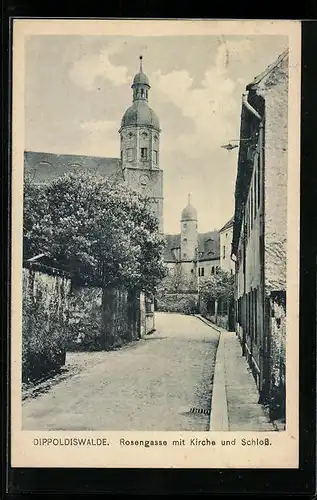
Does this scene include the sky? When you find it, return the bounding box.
[25,34,288,233]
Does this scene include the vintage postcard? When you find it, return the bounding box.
[11,19,301,469]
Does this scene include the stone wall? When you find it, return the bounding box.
[67,285,103,350]
[22,266,72,382]
[23,264,155,381]
[261,53,288,294]
[268,291,286,421]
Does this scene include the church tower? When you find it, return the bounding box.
[180,195,198,290]
[119,56,163,232]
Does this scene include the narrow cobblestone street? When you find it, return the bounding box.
[22,313,219,431]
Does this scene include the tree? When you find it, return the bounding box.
[23,172,167,293]
[159,264,189,294]
[200,269,234,310]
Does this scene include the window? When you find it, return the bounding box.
[211,266,215,274]
[127,148,133,161]
[140,147,148,160]
[120,150,123,161]
[153,150,158,164]
[141,88,144,97]
[257,154,261,208]
[223,245,226,259]
[199,267,204,277]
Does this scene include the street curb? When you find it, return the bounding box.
[193,314,229,431]
[193,314,222,334]
[209,331,229,431]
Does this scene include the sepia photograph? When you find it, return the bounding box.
[11,19,301,468]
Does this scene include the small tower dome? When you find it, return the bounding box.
[181,194,197,222]
[132,70,150,86]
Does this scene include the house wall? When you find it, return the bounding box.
[261,55,288,294]
[235,134,265,387]
[198,259,220,280]
[234,52,288,421]
[220,226,235,274]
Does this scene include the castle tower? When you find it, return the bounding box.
[181,194,198,261]
[119,56,163,232]
[180,195,198,291]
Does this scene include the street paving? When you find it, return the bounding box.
[22,312,219,431]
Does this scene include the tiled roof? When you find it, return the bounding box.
[24,151,124,184]
[246,48,289,90]
[219,216,234,233]
[164,231,220,263]
[198,231,220,261]
[164,234,181,262]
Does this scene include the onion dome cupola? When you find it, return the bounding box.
[181,194,198,222]
[120,56,160,131]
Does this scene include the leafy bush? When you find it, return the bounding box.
[157,294,198,315]
[22,269,70,383]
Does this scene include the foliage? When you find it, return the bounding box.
[23,172,167,293]
[156,294,198,315]
[22,269,70,383]
[200,269,235,302]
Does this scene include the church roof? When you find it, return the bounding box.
[164,231,220,263]
[121,101,160,130]
[24,151,124,184]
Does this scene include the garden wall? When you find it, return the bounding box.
[22,264,155,382]
[22,266,72,383]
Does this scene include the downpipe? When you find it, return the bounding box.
[242,91,262,121]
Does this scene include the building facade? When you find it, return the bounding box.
[163,196,220,295]
[232,49,288,422]
[24,56,164,232]
[219,216,235,275]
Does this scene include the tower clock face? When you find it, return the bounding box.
[139,174,149,186]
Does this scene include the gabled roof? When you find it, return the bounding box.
[24,151,123,184]
[219,216,234,234]
[246,48,288,91]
